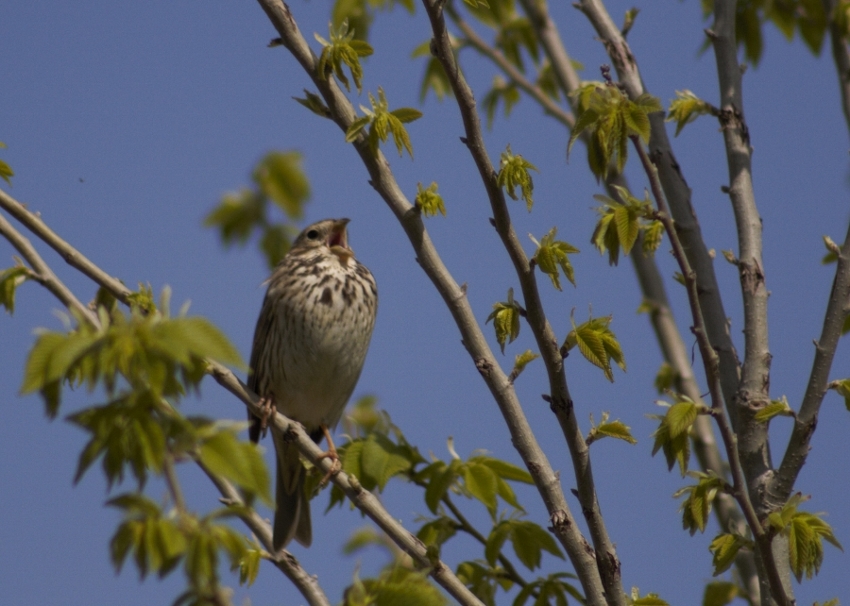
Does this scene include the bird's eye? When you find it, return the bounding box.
[306,229,319,240]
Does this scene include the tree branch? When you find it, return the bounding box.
[421,1,625,602]
[198,461,332,606]
[574,0,743,429]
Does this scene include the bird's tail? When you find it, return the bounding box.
[271,433,312,550]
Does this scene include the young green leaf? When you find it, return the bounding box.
[653,362,677,393]
[753,396,794,423]
[562,312,626,382]
[346,88,422,158]
[509,349,539,382]
[709,533,752,576]
[293,89,331,118]
[486,520,564,571]
[673,471,725,535]
[591,185,653,265]
[315,19,373,93]
[666,90,715,136]
[415,182,445,217]
[529,227,579,290]
[0,141,13,185]
[701,581,740,606]
[627,587,670,606]
[497,144,538,211]
[0,265,28,314]
[486,288,522,354]
[829,378,850,411]
[482,76,521,129]
[198,427,272,505]
[641,219,664,255]
[651,396,708,476]
[587,412,637,445]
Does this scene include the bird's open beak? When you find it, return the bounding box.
[329,218,353,263]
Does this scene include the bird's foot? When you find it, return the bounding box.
[316,424,342,486]
[258,397,275,438]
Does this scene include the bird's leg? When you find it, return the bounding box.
[258,397,275,438]
[316,424,342,486]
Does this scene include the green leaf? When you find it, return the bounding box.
[701,581,739,606]
[482,77,521,129]
[167,316,245,369]
[497,144,538,211]
[293,89,331,118]
[654,362,677,393]
[651,397,703,476]
[510,349,539,381]
[0,141,13,185]
[830,378,850,411]
[238,549,262,586]
[641,220,664,255]
[463,461,499,515]
[0,266,28,314]
[754,396,794,422]
[486,288,522,354]
[417,516,457,549]
[476,456,533,484]
[563,312,625,382]
[424,460,461,513]
[674,471,724,535]
[349,88,420,158]
[486,520,563,571]
[666,90,714,136]
[359,433,413,490]
[588,412,637,445]
[315,20,373,93]
[709,534,751,576]
[198,428,272,505]
[415,181,446,217]
[253,151,310,219]
[529,227,579,290]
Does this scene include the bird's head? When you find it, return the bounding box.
[294,218,354,263]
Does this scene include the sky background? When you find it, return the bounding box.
[1,1,849,605]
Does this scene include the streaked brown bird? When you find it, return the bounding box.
[248,218,377,549]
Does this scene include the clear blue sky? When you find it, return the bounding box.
[1,1,848,604]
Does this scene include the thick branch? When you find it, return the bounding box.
[198,462,332,606]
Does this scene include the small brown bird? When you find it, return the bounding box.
[248,218,377,549]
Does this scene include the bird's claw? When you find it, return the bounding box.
[258,397,275,438]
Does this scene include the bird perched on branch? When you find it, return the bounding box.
[248,218,377,549]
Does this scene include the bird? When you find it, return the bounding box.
[247,218,377,549]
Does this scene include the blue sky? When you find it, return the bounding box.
[1,1,848,604]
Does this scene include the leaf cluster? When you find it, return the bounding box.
[204,151,310,268]
[497,144,538,211]
[701,0,827,65]
[587,411,637,446]
[568,83,662,180]
[591,185,662,266]
[316,20,374,94]
[529,227,579,291]
[666,90,716,136]
[486,287,522,353]
[673,471,726,535]
[766,493,844,582]
[109,493,254,605]
[651,396,710,476]
[346,87,423,158]
[415,181,446,217]
[562,312,626,382]
[344,566,447,606]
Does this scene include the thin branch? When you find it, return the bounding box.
[0,188,132,305]
[822,0,850,135]
[0,209,99,326]
[206,361,485,606]
[445,5,574,129]
[254,0,608,603]
[774,220,850,499]
[631,138,791,606]
[422,1,623,603]
[198,461,332,606]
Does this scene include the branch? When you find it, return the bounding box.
[774,220,850,499]
[254,0,609,603]
[0,208,98,326]
[198,461,332,606]
[632,138,791,606]
[445,5,574,129]
[0,188,133,306]
[206,362,484,605]
[574,0,743,427]
[421,1,624,603]
[822,0,850,136]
